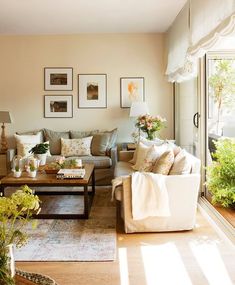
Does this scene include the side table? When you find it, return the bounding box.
[16,269,58,285]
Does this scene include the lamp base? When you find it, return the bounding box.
[1,123,8,153]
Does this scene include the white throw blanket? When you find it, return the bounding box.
[131,172,170,220]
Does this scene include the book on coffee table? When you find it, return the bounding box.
[56,168,86,179]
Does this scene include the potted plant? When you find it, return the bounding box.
[206,138,235,208]
[0,185,40,285]
[13,165,21,178]
[135,114,166,140]
[29,142,49,166]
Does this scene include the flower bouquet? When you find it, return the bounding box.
[135,114,166,140]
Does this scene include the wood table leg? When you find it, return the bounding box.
[84,185,89,219]
[92,169,95,195]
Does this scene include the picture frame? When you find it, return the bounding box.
[120,77,145,108]
[44,95,73,118]
[44,68,73,91]
[78,74,107,108]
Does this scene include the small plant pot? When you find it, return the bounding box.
[28,171,37,178]
[13,171,22,178]
[36,154,47,166]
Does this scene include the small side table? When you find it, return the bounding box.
[0,152,7,178]
[122,143,136,151]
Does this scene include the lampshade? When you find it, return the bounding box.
[0,111,12,123]
[129,102,149,117]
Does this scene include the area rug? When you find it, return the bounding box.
[14,187,116,261]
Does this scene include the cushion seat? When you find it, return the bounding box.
[46,155,112,169]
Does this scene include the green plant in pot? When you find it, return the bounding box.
[0,185,40,285]
[29,142,49,166]
[206,138,235,208]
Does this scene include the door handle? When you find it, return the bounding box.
[193,112,200,128]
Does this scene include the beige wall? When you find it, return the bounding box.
[0,34,173,147]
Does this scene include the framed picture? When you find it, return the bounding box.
[78,74,107,108]
[44,95,73,118]
[120,77,145,108]
[44,68,73,91]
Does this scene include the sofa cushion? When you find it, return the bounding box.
[16,130,44,143]
[70,130,99,139]
[43,129,70,155]
[152,149,174,175]
[61,137,93,156]
[105,128,118,149]
[14,132,42,157]
[91,133,111,156]
[169,149,192,175]
[114,161,134,177]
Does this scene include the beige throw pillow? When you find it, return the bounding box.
[14,132,41,157]
[152,150,174,175]
[132,142,151,171]
[169,149,192,175]
[138,145,166,172]
[61,137,93,157]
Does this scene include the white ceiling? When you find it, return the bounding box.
[0,0,187,35]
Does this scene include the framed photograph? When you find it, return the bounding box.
[78,74,107,108]
[44,68,73,91]
[44,95,73,118]
[120,77,145,108]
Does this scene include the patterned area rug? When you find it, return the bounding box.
[14,187,116,261]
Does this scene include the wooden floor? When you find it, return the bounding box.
[16,210,235,285]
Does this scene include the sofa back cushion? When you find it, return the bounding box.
[43,129,70,155]
[70,130,99,139]
[61,137,93,156]
[91,133,111,156]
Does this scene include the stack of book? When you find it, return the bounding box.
[56,168,86,179]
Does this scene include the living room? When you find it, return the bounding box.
[0,0,234,284]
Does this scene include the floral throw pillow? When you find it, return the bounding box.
[61,137,93,157]
[138,145,164,172]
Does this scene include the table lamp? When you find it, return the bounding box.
[129,101,149,117]
[0,111,12,153]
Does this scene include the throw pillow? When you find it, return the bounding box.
[14,132,41,157]
[91,133,111,156]
[138,145,163,172]
[104,128,118,149]
[132,142,151,171]
[61,137,93,157]
[43,129,70,155]
[70,130,99,139]
[152,150,174,175]
[16,130,44,143]
[169,149,192,175]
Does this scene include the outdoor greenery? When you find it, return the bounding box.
[29,143,49,154]
[206,138,235,208]
[0,185,40,284]
[209,59,235,133]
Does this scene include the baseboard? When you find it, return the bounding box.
[198,197,235,246]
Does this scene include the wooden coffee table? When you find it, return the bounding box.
[0,163,95,219]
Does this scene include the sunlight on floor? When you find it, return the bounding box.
[189,240,233,285]
[118,248,129,285]
[141,243,193,285]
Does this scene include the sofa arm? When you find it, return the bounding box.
[108,146,118,168]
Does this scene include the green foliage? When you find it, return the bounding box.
[14,165,20,172]
[0,185,40,284]
[29,143,49,154]
[206,138,235,208]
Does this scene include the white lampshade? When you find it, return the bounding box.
[129,102,149,117]
[0,111,12,124]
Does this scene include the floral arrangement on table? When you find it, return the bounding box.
[43,157,82,173]
[135,114,166,140]
[0,185,40,285]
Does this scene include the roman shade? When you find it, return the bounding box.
[166,0,235,82]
